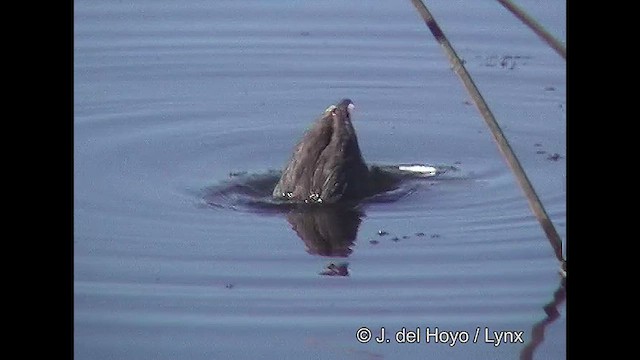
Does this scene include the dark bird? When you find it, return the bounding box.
[272,98,371,203]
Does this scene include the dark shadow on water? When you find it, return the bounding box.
[200,166,411,270]
[201,164,462,276]
[201,164,462,214]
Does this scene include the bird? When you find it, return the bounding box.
[272,98,371,204]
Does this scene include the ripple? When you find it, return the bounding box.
[75,0,565,359]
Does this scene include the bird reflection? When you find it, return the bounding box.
[285,204,364,276]
[286,205,363,257]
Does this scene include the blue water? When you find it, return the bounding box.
[74,0,566,359]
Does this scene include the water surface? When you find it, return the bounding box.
[75,0,566,359]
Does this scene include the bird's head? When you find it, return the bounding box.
[325,98,355,119]
[336,98,355,111]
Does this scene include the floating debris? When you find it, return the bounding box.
[369,239,379,245]
[377,230,389,236]
[480,54,531,70]
[225,283,235,289]
[320,262,349,276]
[391,237,400,242]
[430,234,441,239]
[415,232,425,237]
[536,150,547,155]
[547,153,562,161]
[544,86,556,91]
[228,171,248,177]
[402,235,410,240]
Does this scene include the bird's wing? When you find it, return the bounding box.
[314,109,370,202]
[312,111,351,202]
[273,111,334,198]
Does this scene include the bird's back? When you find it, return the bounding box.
[273,103,370,203]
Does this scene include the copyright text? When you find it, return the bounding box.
[355,326,524,347]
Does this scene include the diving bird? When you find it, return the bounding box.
[272,98,371,203]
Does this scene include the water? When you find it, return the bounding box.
[74,0,566,359]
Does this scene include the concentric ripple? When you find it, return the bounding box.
[75,1,566,359]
